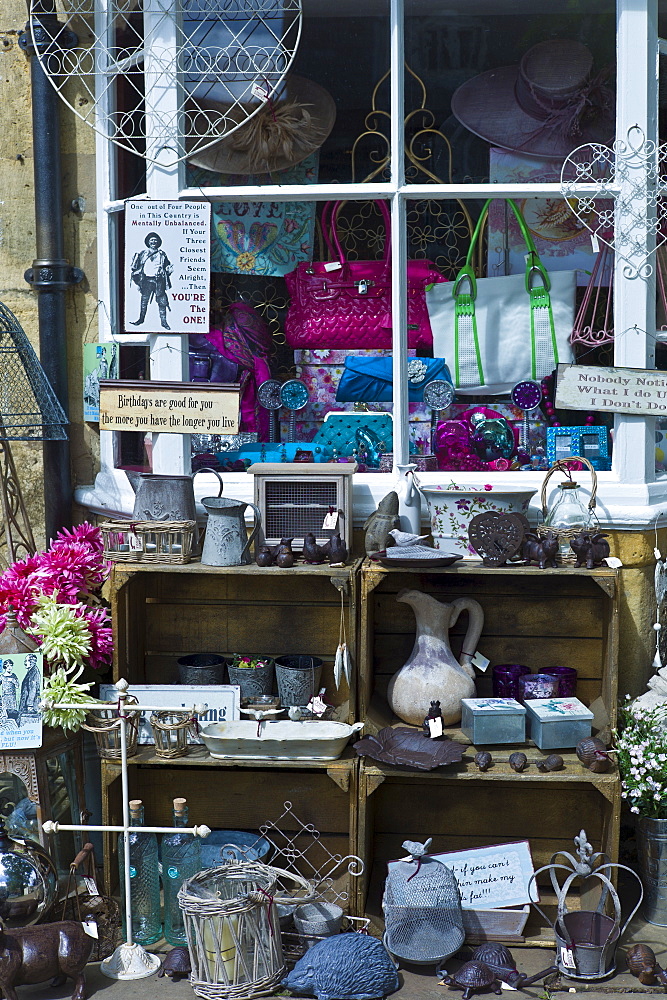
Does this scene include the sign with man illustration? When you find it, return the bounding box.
[124,200,211,333]
[0,651,43,749]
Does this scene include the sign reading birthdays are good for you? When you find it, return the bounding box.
[124,200,211,334]
[99,380,240,435]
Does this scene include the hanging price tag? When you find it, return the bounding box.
[471,650,490,672]
[322,510,339,531]
[82,918,99,939]
[128,532,143,552]
[560,946,576,970]
[500,982,518,992]
[590,233,600,253]
[324,261,342,272]
[251,82,270,102]
[427,717,443,739]
[603,556,623,568]
[83,876,99,897]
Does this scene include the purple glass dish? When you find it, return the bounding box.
[542,666,578,698]
[492,664,531,700]
[518,673,561,703]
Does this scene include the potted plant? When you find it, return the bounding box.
[226,654,275,700]
[614,699,667,925]
[0,523,112,733]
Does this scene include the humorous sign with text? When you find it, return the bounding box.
[99,380,239,435]
[426,841,537,909]
[556,363,667,417]
[124,200,210,333]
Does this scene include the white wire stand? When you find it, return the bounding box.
[41,678,211,981]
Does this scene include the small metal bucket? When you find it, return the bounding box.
[555,911,619,979]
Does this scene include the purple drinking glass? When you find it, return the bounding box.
[542,666,578,698]
[518,673,561,704]
[492,664,531,700]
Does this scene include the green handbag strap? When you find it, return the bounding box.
[452,199,558,388]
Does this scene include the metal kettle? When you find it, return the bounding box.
[126,467,223,549]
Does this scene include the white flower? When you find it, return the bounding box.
[631,806,640,814]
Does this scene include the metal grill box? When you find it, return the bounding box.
[460,698,526,745]
[249,463,356,552]
[524,697,594,750]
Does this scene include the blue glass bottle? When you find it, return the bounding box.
[161,797,201,946]
[118,799,161,945]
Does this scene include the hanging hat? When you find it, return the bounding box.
[187,75,336,175]
[451,39,614,159]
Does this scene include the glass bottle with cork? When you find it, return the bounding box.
[118,798,161,945]
[161,796,201,946]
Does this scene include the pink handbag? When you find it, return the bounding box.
[284,201,448,349]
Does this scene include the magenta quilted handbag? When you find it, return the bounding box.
[284,201,448,349]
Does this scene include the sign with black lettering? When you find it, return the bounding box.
[423,841,537,909]
[556,363,667,416]
[124,199,210,333]
[99,380,239,435]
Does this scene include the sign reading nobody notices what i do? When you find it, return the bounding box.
[99,380,239,434]
[556,363,667,416]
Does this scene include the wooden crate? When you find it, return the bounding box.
[102,752,360,908]
[360,562,619,740]
[110,560,360,723]
[357,755,621,944]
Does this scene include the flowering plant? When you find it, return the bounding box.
[614,699,667,818]
[231,654,272,669]
[0,524,112,731]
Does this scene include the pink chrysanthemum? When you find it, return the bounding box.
[73,604,113,670]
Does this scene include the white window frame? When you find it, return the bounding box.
[78,0,667,530]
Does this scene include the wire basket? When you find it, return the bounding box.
[100,519,195,564]
[60,842,121,961]
[150,710,198,758]
[82,697,140,760]
[178,861,316,1000]
[537,457,598,565]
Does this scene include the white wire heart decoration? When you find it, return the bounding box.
[560,126,667,279]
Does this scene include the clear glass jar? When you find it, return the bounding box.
[544,482,592,559]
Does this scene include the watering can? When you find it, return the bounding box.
[126,468,223,550]
[529,829,643,981]
[200,497,262,566]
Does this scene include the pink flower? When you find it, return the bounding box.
[484,484,493,491]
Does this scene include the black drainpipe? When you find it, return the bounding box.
[19,9,83,542]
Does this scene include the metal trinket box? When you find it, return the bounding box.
[524,697,593,750]
[460,698,526,745]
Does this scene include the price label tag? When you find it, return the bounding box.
[603,556,623,568]
[591,233,600,253]
[500,982,517,992]
[471,650,490,672]
[560,946,576,970]
[128,532,143,552]
[322,510,339,531]
[82,918,99,939]
[83,876,99,896]
[324,261,342,272]
[427,717,443,739]
[251,82,269,102]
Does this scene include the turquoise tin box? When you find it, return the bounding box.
[525,697,594,750]
[461,698,526,745]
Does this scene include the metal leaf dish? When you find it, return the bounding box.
[370,549,463,568]
[353,727,466,771]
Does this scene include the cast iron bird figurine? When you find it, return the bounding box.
[328,532,348,566]
[303,532,330,564]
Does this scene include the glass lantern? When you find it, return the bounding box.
[545,481,593,560]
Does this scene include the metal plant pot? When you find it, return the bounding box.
[638,816,667,926]
[177,653,227,685]
[227,660,275,699]
[274,656,323,707]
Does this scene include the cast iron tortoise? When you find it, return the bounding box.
[442,961,503,1000]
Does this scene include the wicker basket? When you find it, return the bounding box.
[100,519,195,564]
[150,710,197,758]
[60,842,120,961]
[82,696,140,760]
[537,457,598,565]
[178,861,316,1000]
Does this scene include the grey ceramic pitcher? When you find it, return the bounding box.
[200,497,262,566]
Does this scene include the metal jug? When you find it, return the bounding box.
[200,497,262,566]
[127,468,223,548]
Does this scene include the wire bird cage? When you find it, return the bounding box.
[0,302,68,441]
[30,0,302,167]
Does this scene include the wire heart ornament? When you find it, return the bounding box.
[560,126,667,279]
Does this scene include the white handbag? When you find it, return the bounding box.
[426,199,575,395]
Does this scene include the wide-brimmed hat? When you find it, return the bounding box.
[187,74,336,175]
[451,39,614,159]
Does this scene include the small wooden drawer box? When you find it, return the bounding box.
[461,698,526,745]
[525,697,594,749]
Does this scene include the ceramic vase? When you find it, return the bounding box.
[419,484,537,557]
[638,816,667,926]
[388,589,484,726]
[396,463,422,534]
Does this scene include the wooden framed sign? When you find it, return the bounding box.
[556,363,667,416]
[99,380,239,434]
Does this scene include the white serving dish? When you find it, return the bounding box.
[201,719,364,761]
